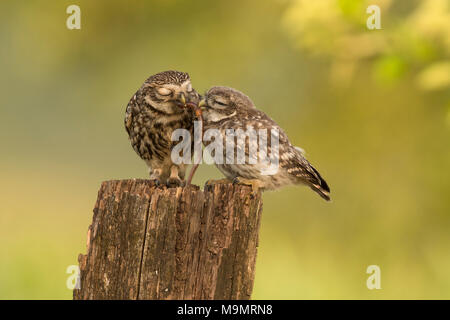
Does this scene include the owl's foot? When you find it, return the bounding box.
[232,177,263,197]
[166,177,184,188]
[148,179,162,187]
[149,168,163,188]
[166,165,185,188]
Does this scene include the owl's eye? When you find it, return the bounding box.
[214,100,227,107]
[157,88,172,96]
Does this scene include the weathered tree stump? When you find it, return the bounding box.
[73,179,263,300]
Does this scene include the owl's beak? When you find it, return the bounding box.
[198,98,206,109]
[176,92,187,107]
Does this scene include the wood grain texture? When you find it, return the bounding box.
[73,179,263,300]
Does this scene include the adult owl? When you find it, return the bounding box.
[199,86,331,201]
[124,70,199,186]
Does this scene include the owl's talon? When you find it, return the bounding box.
[166,177,183,188]
[232,177,240,185]
[149,179,162,187]
[232,177,261,197]
[232,177,251,186]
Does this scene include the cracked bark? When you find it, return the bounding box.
[73,179,263,300]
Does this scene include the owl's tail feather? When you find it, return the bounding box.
[310,184,331,201]
[308,165,331,201]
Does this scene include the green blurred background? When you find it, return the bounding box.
[0,0,449,299]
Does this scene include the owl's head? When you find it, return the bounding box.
[141,70,199,114]
[199,86,255,122]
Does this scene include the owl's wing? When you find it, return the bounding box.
[124,94,138,136]
[247,109,331,200]
[283,149,331,201]
[225,109,290,165]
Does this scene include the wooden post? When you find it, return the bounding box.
[73,179,263,300]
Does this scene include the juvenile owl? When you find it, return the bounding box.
[199,86,331,201]
[124,70,199,186]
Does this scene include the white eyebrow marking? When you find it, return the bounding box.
[181,80,192,91]
[207,110,236,122]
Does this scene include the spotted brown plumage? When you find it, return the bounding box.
[200,86,331,201]
[125,70,199,186]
